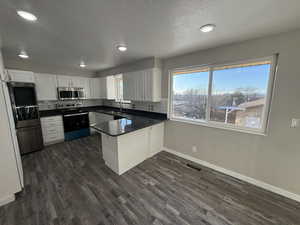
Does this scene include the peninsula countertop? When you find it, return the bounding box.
[91,111,166,136]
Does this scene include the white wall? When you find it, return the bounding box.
[162,29,300,196]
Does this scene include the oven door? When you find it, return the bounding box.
[63,112,90,132]
[58,88,77,100]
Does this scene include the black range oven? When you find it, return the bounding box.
[62,110,90,141]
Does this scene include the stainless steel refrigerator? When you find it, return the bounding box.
[7,82,44,155]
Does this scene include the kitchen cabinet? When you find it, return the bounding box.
[90,76,116,100]
[101,122,164,175]
[56,75,71,87]
[41,116,64,145]
[100,76,116,100]
[89,78,102,99]
[34,73,57,101]
[148,123,164,157]
[123,68,161,102]
[7,69,35,83]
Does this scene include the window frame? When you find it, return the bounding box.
[168,55,278,135]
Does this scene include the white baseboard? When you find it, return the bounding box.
[163,147,300,203]
[0,194,15,207]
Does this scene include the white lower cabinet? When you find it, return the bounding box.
[101,122,164,175]
[41,116,64,145]
[148,123,164,157]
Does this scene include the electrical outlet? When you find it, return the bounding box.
[291,118,300,128]
[192,146,197,153]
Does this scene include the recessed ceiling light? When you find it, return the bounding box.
[200,24,216,33]
[18,50,29,59]
[79,61,86,68]
[117,45,127,52]
[17,10,37,22]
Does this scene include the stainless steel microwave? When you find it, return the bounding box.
[57,87,85,100]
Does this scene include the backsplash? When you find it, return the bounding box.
[38,99,103,110]
[102,99,168,114]
[38,98,168,114]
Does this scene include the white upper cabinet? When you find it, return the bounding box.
[104,75,116,100]
[89,78,102,99]
[90,76,116,100]
[56,75,72,87]
[7,69,35,83]
[123,68,161,102]
[34,73,57,101]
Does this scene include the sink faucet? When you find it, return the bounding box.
[119,101,123,113]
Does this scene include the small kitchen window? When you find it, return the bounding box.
[169,56,277,135]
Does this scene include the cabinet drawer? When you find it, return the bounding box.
[41,120,63,128]
[43,130,64,144]
[42,125,63,135]
[41,116,63,123]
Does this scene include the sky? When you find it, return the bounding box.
[173,64,271,95]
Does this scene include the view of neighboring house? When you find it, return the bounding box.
[235,98,265,128]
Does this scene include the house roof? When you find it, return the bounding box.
[238,98,265,109]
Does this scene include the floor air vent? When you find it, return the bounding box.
[186,163,202,172]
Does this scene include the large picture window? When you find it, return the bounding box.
[169,57,276,134]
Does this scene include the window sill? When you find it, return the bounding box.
[169,117,267,136]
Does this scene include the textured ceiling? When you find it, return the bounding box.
[1,0,300,76]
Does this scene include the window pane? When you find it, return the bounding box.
[210,62,271,129]
[172,69,209,120]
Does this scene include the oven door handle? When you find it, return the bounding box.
[63,112,88,117]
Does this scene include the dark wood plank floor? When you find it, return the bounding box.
[1,135,300,225]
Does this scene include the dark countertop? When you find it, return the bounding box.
[92,112,165,137]
[39,106,103,117]
[39,106,167,136]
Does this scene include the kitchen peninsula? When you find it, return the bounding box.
[91,108,166,175]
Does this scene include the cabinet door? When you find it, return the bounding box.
[57,75,71,87]
[106,76,116,100]
[151,68,162,102]
[136,71,144,101]
[82,78,91,99]
[90,78,102,99]
[131,71,139,101]
[35,73,57,101]
[123,73,131,100]
[7,70,35,83]
[89,78,95,98]
[99,77,107,99]
[144,69,153,102]
[71,77,86,88]
[148,123,164,157]
[94,78,102,98]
